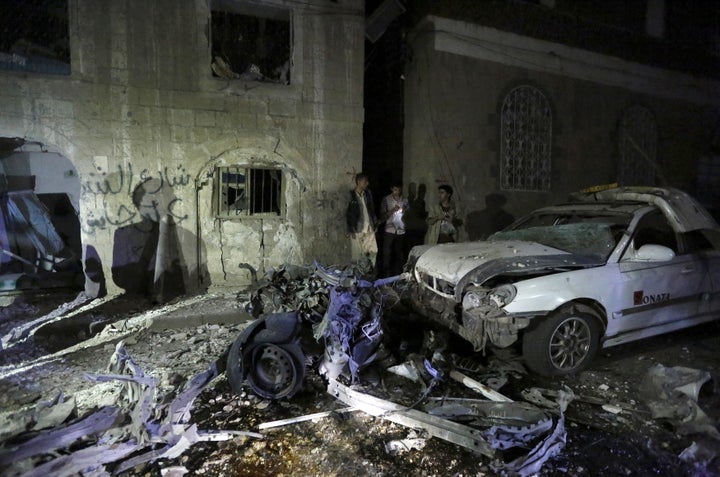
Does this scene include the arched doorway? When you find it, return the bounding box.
[0,137,84,292]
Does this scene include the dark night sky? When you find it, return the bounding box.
[362,0,407,200]
[361,0,720,200]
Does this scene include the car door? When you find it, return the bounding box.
[614,210,708,333]
[706,249,720,316]
[691,229,720,317]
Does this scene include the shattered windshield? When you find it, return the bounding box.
[488,212,632,259]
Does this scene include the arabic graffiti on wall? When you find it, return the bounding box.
[82,163,191,195]
[81,164,191,234]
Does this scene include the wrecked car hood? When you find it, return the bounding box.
[413,240,590,284]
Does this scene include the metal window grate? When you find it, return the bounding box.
[217,166,282,217]
[618,105,658,186]
[500,85,552,191]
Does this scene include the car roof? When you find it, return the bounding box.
[530,201,647,215]
[569,186,719,232]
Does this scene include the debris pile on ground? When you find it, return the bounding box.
[0,264,718,476]
[0,342,261,476]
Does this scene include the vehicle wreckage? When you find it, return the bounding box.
[222,259,717,474]
[226,261,405,400]
[404,186,720,376]
[223,261,574,474]
[1,256,716,475]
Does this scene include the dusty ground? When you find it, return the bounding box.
[1,288,719,476]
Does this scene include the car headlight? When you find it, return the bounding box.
[462,284,516,310]
[462,289,485,309]
[488,284,516,307]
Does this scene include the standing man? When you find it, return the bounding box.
[379,182,409,276]
[425,184,461,244]
[346,172,378,274]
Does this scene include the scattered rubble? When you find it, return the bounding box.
[0,264,718,476]
[0,342,262,476]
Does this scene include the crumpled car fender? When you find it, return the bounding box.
[502,266,612,317]
[455,254,601,302]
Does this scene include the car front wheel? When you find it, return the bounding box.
[522,305,601,376]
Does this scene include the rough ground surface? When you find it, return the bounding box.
[1,289,719,476]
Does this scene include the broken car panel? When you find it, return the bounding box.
[226,262,403,399]
[405,186,720,376]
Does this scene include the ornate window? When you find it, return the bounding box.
[500,85,552,191]
[216,166,283,218]
[617,105,658,186]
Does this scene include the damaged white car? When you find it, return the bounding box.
[405,187,720,376]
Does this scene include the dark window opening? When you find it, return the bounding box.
[632,210,678,254]
[0,0,70,75]
[217,166,283,217]
[680,230,715,254]
[696,152,720,210]
[666,2,720,54]
[210,1,291,84]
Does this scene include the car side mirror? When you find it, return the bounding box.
[630,244,675,262]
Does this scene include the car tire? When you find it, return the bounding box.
[227,338,305,400]
[226,333,249,394]
[245,343,304,399]
[522,305,601,376]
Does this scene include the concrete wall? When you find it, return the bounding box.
[404,16,720,241]
[0,0,365,296]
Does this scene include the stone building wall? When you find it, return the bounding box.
[403,17,720,242]
[0,0,365,297]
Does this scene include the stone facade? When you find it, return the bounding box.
[403,16,720,242]
[0,0,365,296]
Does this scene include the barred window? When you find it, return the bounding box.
[210,1,291,84]
[217,166,283,218]
[0,0,70,75]
[500,85,552,191]
[617,105,658,186]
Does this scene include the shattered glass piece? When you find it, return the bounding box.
[601,403,623,414]
[385,438,427,455]
[387,361,423,383]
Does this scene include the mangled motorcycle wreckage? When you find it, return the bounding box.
[223,263,576,473]
[225,262,404,399]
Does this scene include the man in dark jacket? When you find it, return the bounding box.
[346,172,377,273]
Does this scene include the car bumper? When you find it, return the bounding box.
[405,281,534,350]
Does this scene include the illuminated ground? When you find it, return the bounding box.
[1,291,718,476]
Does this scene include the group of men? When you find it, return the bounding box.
[346,172,460,277]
